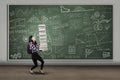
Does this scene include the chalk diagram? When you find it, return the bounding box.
[60,6,112,58]
[91,11,111,31]
[60,5,94,13]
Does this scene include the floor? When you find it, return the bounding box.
[0,66,120,80]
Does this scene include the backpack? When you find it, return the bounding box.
[27,43,32,54]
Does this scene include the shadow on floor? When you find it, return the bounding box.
[30,71,49,75]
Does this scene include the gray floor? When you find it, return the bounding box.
[0,66,120,80]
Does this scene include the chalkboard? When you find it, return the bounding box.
[8,5,113,60]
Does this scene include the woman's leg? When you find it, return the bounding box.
[31,58,38,70]
[38,56,44,70]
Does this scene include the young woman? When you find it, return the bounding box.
[28,35,44,74]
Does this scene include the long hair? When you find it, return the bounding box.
[29,35,33,42]
[28,35,37,44]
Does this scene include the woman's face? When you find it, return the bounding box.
[32,36,36,42]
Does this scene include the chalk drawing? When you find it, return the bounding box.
[75,33,86,45]
[72,6,94,12]
[10,18,25,27]
[94,11,100,18]
[44,34,53,56]
[100,14,105,19]
[55,47,65,54]
[83,13,90,25]
[51,55,56,59]
[98,48,111,51]
[22,36,28,42]
[52,36,64,46]
[100,41,112,45]
[15,8,33,17]
[10,52,21,59]
[91,11,111,31]
[105,25,111,30]
[60,6,94,13]
[98,33,112,43]
[68,45,76,54]
[9,30,14,34]
[85,48,93,58]
[49,15,59,20]
[93,20,103,31]
[16,9,25,17]
[75,38,86,44]
[15,30,27,34]
[41,16,49,23]
[102,52,111,58]
[9,36,17,42]
[60,6,70,13]
[9,10,15,16]
[75,31,112,50]
[28,15,40,23]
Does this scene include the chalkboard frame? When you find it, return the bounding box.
[7,4,113,61]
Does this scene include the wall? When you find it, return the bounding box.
[0,0,120,65]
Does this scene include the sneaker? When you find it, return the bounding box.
[29,70,34,74]
[39,70,44,74]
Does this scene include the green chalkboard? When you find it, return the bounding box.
[8,5,113,59]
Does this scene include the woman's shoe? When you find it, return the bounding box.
[39,70,44,74]
[29,70,34,74]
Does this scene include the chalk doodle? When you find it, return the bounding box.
[10,18,25,27]
[75,38,86,44]
[9,10,15,16]
[98,48,111,51]
[15,8,33,17]
[10,52,21,59]
[28,15,40,23]
[83,13,91,25]
[68,45,76,54]
[16,9,25,17]
[105,25,111,30]
[91,11,111,31]
[85,48,93,58]
[52,36,64,46]
[60,6,94,13]
[41,16,49,23]
[60,6,70,13]
[102,51,111,58]
[49,15,59,20]
[22,36,28,42]
[72,6,94,12]
[75,34,85,45]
